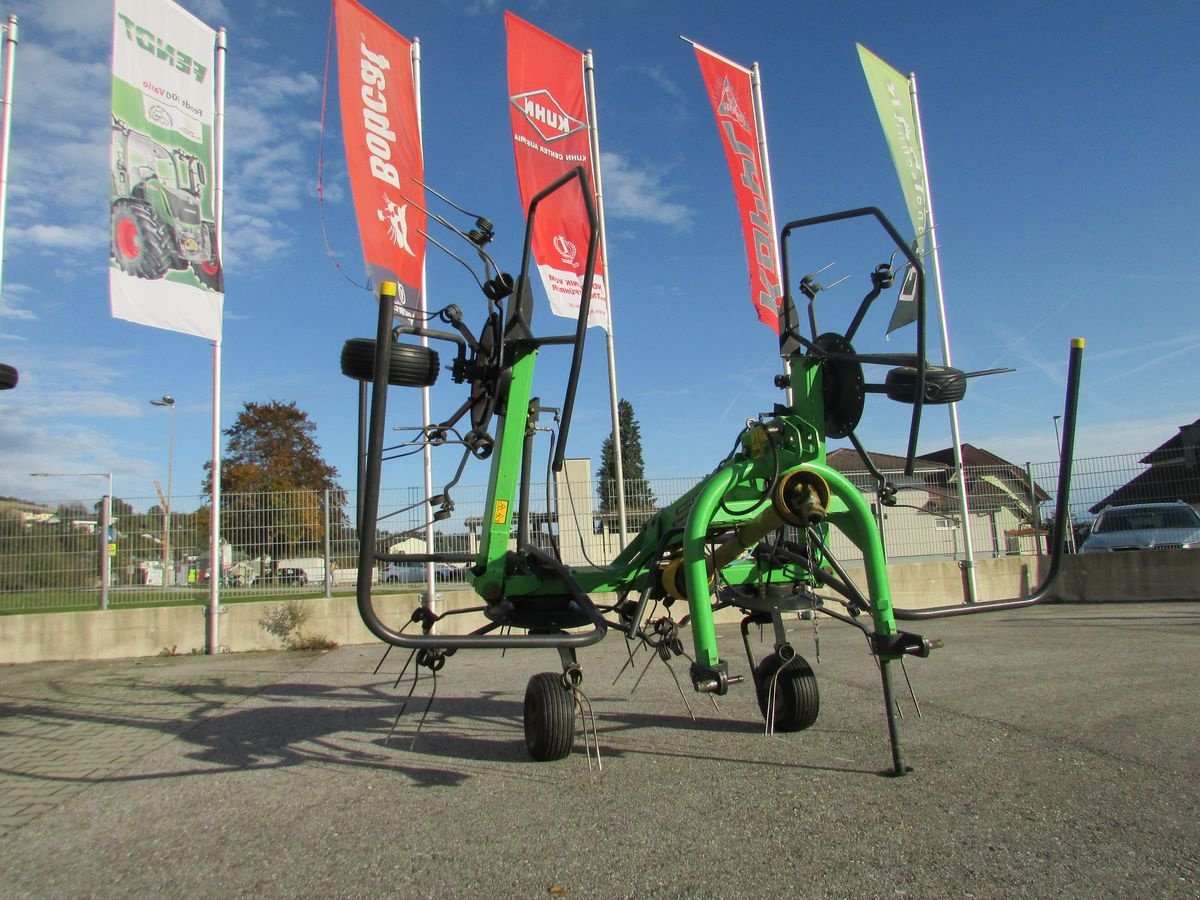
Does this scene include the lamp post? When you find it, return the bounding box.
[31,471,113,610]
[1052,415,1076,553]
[150,395,175,585]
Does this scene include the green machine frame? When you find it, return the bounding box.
[348,172,1084,775]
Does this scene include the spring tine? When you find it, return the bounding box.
[612,638,638,686]
[373,643,393,675]
[629,643,659,696]
[391,648,418,690]
[410,668,438,752]
[387,661,423,746]
[660,656,696,722]
[570,684,601,773]
[900,657,923,719]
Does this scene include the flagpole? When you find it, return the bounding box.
[208,26,226,651]
[908,72,977,603]
[750,61,791,402]
[0,14,16,320]
[584,49,627,545]
[413,37,437,613]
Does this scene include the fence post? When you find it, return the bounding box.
[99,493,110,611]
[1026,462,1043,557]
[323,488,332,599]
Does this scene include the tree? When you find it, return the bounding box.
[598,399,657,530]
[203,401,346,563]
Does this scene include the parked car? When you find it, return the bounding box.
[1079,501,1200,553]
[380,562,464,584]
[252,567,309,587]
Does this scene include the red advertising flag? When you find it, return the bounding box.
[693,44,781,334]
[505,12,608,331]
[334,0,425,315]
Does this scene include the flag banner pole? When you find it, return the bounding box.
[110,0,224,340]
[688,38,782,334]
[749,60,792,402]
[0,15,17,333]
[505,12,609,331]
[908,71,977,602]
[332,0,426,314]
[208,25,226,652]
[856,42,926,334]
[412,36,437,614]
[584,49,626,544]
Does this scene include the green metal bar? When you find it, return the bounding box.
[802,460,897,640]
[475,342,538,597]
[681,463,741,667]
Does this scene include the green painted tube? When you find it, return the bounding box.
[681,463,741,667]
[802,460,897,639]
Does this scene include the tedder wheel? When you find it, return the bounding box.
[0,363,17,390]
[884,365,967,405]
[755,652,820,732]
[340,338,440,387]
[523,672,575,761]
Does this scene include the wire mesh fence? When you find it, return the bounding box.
[4,447,1197,614]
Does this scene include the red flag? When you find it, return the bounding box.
[334,0,425,315]
[505,12,608,331]
[693,44,781,334]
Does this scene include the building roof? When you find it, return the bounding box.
[1089,419,1200,512]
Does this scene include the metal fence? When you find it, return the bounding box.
[4,448,1196,614]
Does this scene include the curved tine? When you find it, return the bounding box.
[764,653,802,736]
[373,643,393,676]
[390,647,418,689]
[410,668,439,752]
[570,683,601,773]
[899,657,922,719]
[629,644,660,696]
[660,654,696,723]
[387,656,423,746]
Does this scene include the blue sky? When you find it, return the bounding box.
[3,0,1198,510]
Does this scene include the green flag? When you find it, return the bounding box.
[857,43,927,332]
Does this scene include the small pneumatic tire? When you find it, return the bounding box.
[340,338,439,387]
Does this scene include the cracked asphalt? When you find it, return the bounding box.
[1,602,1197,897]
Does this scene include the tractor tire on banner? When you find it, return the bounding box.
[340,338,440,387]
[193,225,223,291]
[193,260,223,292]
[110,198,172,280]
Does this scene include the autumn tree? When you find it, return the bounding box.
[203,400,345,563]
[598,399,657,530]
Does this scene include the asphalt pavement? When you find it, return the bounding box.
[1,602,1197,897]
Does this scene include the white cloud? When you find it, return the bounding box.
[599,150,691,229]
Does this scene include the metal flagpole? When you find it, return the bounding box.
[413,37,437,613]
[584,50,627,545]
[750,61,790,402]
[0,15,16,316]
[908,72,977,603]
[208,26,227,651]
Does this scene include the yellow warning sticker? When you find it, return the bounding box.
[493,500,509,525]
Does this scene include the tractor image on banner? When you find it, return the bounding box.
[110,115,221,292]
[109,0,223,341]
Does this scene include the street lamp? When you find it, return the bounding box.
[1051,415,1076,553]
[30,470,114,610]
[150,395,175,585]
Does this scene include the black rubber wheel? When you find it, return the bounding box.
[111,198,172,279]
[884,365,967,405]
[340,338,440,387]
[0,362,17,390]
[755,652,820,732]
[523,672,575,761]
